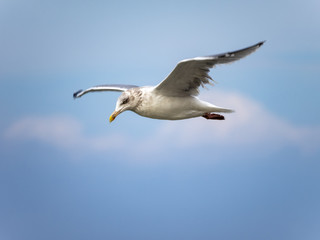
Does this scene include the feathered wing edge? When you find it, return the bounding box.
[73,84,138,98]
[154,41,265,97]
[196,41,265,65]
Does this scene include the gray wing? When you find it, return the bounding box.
[73,84,138,98]
[154,41,265,97]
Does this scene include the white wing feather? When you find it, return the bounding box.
[73,84,138,98]
[154,41,264,97]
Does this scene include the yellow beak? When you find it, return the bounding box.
[109,110,120,123]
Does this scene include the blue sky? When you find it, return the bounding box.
[1,0,320,239]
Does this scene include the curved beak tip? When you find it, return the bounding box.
[109,111,119,123]
[109,114,115,123]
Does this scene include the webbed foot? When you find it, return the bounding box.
[202,113,225,120]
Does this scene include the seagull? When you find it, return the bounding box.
[73,41,264,123]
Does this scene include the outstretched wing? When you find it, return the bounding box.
[73,84,138,98]
[154,41,264,97]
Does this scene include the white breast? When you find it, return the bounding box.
[134,88,207,120]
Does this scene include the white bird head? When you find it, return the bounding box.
[109,89,141,123]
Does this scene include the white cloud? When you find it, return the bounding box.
[149,91,320,154]
[4,91,320,159]
[4,115,126,154]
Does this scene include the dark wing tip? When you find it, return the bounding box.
[73,89,83,99]
[257,41,266,47]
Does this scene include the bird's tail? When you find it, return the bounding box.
[210,105,234,113]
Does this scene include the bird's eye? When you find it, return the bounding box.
[121,97,129,105]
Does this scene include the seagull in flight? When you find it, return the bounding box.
[73,41,264,123]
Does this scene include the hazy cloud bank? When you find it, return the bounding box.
[5,91,320,159]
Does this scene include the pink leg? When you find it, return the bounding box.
[202,113,225,120]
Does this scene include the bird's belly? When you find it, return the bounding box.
[135,96,205,120]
